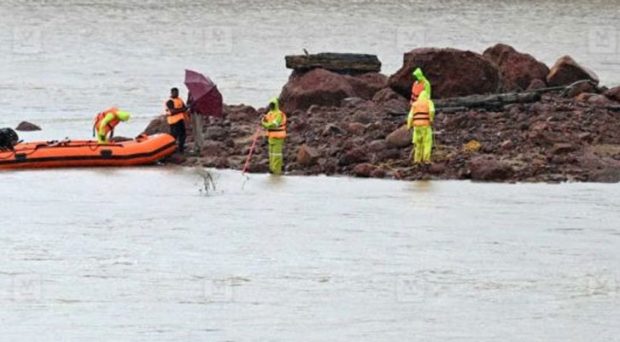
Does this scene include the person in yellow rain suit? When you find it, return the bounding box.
[410,67,431,103]
[261,98,287,175]
[407,90,434,164]
[92,108,131,144]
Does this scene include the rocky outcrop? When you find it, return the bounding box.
[152,89,620,183]
[15,121,41,131]
[546,56,599,86]
[149,48,620,184]
[388,48,501,98]
[279,68,386,113]
[483,43,549,91]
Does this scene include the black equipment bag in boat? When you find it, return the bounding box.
[0,128,19,151]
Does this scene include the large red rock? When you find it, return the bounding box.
[483,43,549,91]
[280,69,354,112]
[546,56,599,86]
[279,69,387,113]
[387,48,500,98]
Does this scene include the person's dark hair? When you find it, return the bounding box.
[171,87,179,93]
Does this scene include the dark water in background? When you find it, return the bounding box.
[0,1,619,341]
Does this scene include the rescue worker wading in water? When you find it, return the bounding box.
[166,87,189,153]
[261,98,287,175]
[93,108,131,144]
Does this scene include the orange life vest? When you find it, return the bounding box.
[411,81,425,102]
[411,100,431,127]
[165,97,187,125]
[264,111,287,139]
[93,107,120,137]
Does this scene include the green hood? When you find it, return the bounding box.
[269,97,280,112]
[412,67,424,81]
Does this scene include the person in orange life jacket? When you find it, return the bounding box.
[166,87,188,153]
[407,90,435,164]
[92,108,131,144]
[261,98,287,175]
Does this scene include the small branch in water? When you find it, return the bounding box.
[194,166,216,195]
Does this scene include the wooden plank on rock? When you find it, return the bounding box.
[285,53,381,73]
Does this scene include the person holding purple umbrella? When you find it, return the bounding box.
[183,70,224,155]
[187,91,205,154]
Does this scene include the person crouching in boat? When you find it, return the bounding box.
[93,108,131,144]
[261,97,287,175]
[165,87,189,154]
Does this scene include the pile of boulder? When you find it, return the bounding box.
[145,44,620,183]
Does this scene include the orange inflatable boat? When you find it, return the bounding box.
[0,134,177,170]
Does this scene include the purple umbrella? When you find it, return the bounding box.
[184,69,223,117]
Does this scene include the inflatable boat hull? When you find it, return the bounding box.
[0,134,176,170]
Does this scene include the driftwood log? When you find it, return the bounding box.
[438,80,602,112]
[392,80,603,114]
[285,52,381,73]
[435,92,542,111]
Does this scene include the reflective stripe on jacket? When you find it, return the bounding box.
[262,98,287,139]
[412,100,431,127]
[263,110,287,139]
